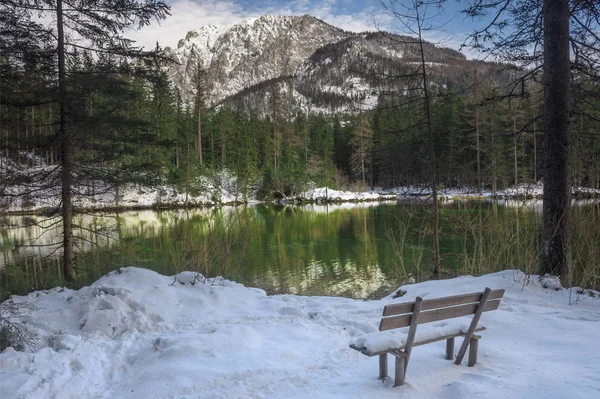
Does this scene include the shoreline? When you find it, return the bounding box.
[2,183,598,216]
[2,191,599,216]
[0,196,400,216]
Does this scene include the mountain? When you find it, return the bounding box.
[166,14,513,115]
[166,15,351,106]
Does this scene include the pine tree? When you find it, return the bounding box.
[350,115,374,184]
[193,61,209,166]
[1,0,170,280]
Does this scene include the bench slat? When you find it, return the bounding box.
[382,289,505,316]
[379,299,501,331]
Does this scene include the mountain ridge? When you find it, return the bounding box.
[166,14,352,107]
[166,14,510,115]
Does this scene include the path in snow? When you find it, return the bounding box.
[1,268,599,399]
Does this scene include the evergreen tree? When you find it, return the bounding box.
[193,61,209,166]
[1,0,170,280]
[350,115,374,185]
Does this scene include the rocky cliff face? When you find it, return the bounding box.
[166,14,351,107]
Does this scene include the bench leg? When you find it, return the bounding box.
[445,337,454,360]
[468,337,479,367]
[378,354,388,380]
[394,355,406,387]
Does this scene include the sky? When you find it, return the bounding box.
[129,0,484,58]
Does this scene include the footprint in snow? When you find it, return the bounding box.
[198,325,217,334]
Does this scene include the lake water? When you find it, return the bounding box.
[1,200,598,299]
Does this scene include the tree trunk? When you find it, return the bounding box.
[49,104,54,164]
[186,128,190,206]
[273,124,277,172]
[491,109,497,195]
[360,132,365,184]
[541,0,571,277]
[476,106,481,193]
[514,121,518,186]
[475,73,481,193]
[416,4,440,278]
[221,140,226,167]
[17,111,21,163]
[57,0,76,281]
[211,129,214,170]
[197,105,202,165]
[195,63,205,166]
[30,106,35,165]
[533,121,537,182]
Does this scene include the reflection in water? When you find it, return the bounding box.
[496,198,599,213]
[1,200,598,298]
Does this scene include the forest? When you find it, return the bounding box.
[3,53,600,201]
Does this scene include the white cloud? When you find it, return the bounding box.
[280,0,382,32]
[128,0,256,49]
[127,0,384,50]
[127,0,480,59]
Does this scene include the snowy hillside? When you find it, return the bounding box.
[1,267,598,398]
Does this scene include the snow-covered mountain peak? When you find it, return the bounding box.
[167,14,351,105]
[167,14,505,115]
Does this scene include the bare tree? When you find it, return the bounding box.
[194,61,208,166]
[350,115,374,184]
[379,0,442,277]
[474,73,482,193]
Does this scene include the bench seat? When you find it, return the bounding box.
[350,325,486,357]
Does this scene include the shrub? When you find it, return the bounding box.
[0,301,39,352]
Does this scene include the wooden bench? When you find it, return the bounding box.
[350,287,504,386]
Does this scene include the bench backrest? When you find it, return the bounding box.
[379,288,505,331]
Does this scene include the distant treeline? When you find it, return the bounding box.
[2,53,599,201]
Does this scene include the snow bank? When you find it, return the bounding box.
[493,182,600,199]
[496,182,544,198]
[296,186,397,203]
[352,321,478,353]
[376,185,492,199]
[1,168,248,213]
[1,267,599,399]
[4,159,598,214]
[375,183,600,201]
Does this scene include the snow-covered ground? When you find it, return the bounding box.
[294,186,397,203]
[492,182,600,198]
[1,267,598,399]
[2,156,599,215]
[378,183,600,200]
[0,165,250,213]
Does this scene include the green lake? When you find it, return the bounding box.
[1,200,599,299]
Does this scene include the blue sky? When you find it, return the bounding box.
[130,0,485,58]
